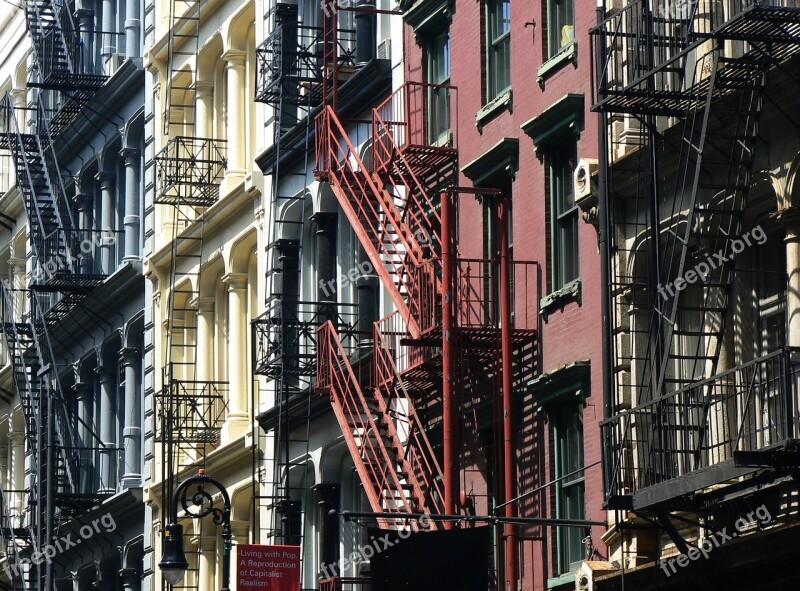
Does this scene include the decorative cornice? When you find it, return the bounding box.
[521,93,585,159]
[462,138,519,187]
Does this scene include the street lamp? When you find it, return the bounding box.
[159,470,232,591]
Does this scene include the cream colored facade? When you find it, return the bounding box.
[142,1,263,591]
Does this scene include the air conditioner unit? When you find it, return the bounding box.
[574,158,599,203]
[377,38,392,60]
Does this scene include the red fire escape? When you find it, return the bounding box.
[313,7,539,590]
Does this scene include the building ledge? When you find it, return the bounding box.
[476,88,513,132]
[537,42,578,88]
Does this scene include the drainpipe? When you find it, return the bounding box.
[441,191,457,526]
[354,1,376,68]
[498,196,517,591]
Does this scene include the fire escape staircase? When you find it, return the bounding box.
[25,1,107,134]
[1,95,106,320]
[593,1,800,510]
[316,320,443,528]
[315,85,456,338]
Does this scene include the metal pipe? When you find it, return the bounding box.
[340,511,606,528]
[441,190,457,526]
[498,196,517,591]
[596,3,614,423]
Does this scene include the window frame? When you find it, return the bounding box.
[486,0,511,101]
[553,401,585,575]
[548,142,579,291]
[546,0,575,60]
[426,28,452,145]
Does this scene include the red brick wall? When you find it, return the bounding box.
[403,2,606,589]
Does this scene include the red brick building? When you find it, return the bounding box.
[400,1,605,589]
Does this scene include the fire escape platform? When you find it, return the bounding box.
[592,5,800,116]
[29,73,108,92]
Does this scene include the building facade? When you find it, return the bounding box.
[0,2,146,591]
[589,1,800,590]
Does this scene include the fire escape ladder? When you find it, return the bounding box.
[163,0,201,136]
[0,484,32,591]
[316,321,428,526]
[316,106,428,337]
[373,315,444,518]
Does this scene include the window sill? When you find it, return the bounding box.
[540,278,581,316]
[547,571,578,589]
[538,42,578,88]
[476,88,513,132]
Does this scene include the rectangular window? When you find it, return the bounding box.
[427,29,451,145]
[554,403,585,574]
[547,0,575,59]
[487,0,511,100]
[549,143,579,290]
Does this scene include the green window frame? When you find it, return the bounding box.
[553,402,585,574]
[426,28,451,145]
[486,0,511,100]
[547,0,575,59]
[549,142,579,290]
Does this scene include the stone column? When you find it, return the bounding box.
[195,81,214,140]
[73,193,95,274]
[8,429,24,514]
[222,273,248,439]
[96,171,115,274]
[120,348,141,488]
[76,9,96,74]
[95,366,116,493]
[195,535,216,591]
[312,213,337,323]
[222,49,247,178]
[231,519,250,545]
[102,0,115,59]
[120,148,141,261]
[784,212,800,347]
[194,297,215,382]
[124,0,140,59]
[74,381,94,493]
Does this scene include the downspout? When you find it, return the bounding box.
[499,196,517,591]
[441,190,457,527]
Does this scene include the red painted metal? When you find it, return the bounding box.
[316,320,442,527]
[498,197,517,591]
[374,313,444,517]
[440,190,457,526]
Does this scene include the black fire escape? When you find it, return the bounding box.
[251,0,361,565]
[0,3,116,591]
[593,0,800,527]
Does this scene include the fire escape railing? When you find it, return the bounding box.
[602,347,800,505]
[154,136,228,207]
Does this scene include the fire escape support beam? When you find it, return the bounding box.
[498,195,517,591]
[440,190,457,526]
[656,513,718,591]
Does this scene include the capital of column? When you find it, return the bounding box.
[190,534,218,552]
[222,272,248,292]
[230,519,250,543]
[310,212,337,234]
[9,88,26,108]
[8,257,25,274]
[8,430,25,444]
[119,347,139,368]
[95,366,116,383]
[194,80,214,98]
[120,147,140,164]
[221,49,247,69]
[73,192,94,212]
[192,296,216,314]
[73,381,93,401]
[95,171,115,191]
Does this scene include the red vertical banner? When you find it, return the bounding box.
[237,545,300,591]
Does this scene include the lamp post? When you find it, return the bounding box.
[159,470,232,591]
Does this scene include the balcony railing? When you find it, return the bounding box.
[602,346,800,509]
[154,137,227,206]
[591,0,800,113]
[156,369,229,445]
